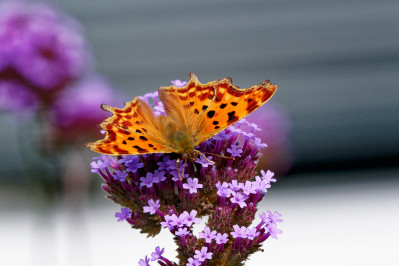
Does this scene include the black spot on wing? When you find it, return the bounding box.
[140,136,148,141]
[128,137,135,140]
[133,145,148,153]
[213,121,219,125]
[227,111,239,123]
[231,102,238,106]
[122,140,127,144]
[220,103,227,109]
[202,105,208,110]
[207,110,215,118]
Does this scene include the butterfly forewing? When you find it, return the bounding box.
[194,78,278,144]
[87,98,175,155]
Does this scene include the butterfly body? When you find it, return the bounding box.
[86,73,278,161]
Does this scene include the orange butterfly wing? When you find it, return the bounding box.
[86,97,175,155]
[194,77,278,144]
[158,73,215,135]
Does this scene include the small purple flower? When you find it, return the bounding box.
[230,225,248,238]
[90,160,107,173]
[171,169,189,182]
[240,181,257,195]
[195,155,214,168]
[193,247,213,262]
[267,223,283,239]
[140,173,156,188]
[115,207,131,222]
[198,227,217,243]
[160,214,176,230]
[229,180,242,192]
[183,178,203,194]
[138,255,151,266]
[215,233,229,244]
[157,156,172,170]
[175,227,190,237]
[181,210,201,227]
[260,170,276,183]
[113,170,127,182]
[253,176,270,193]
[153,170,166,182]
[230,191,248,208]
[259,212,271,224]
[226,144,243,158]
[253,137,268,149]
[186,258,201,266]
[143,199,160,215]
[170,214,187,228]
[121,155,144,173]
[150,246,165,261]
[267,211,283,224]
[216,181,231,197]
[171,79,188,87]
[246,227,260,240]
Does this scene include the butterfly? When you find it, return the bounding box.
[86,73,277,165]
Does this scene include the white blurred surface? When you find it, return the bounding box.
[1,169,399,266]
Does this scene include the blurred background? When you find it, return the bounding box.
[0,0,398,265]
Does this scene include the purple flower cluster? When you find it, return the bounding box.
[91,84,283,265]
[0,1,89,92]
[0,2,120,148]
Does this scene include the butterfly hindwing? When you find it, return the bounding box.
[86,97,175,155]
[195,78,278,144]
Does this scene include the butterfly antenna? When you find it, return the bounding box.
[198,151,216,164]
[202,151,235,161]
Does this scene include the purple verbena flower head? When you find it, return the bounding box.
[0,1,90,89]
[51,76,117,129]
[0,80,37,112]
[90,82,284,265]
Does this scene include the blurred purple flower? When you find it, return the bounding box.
[0,1,90,89]
[0,80,37,111]
[51,76,118,128]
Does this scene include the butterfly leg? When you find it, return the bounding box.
[176,158,187,180]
